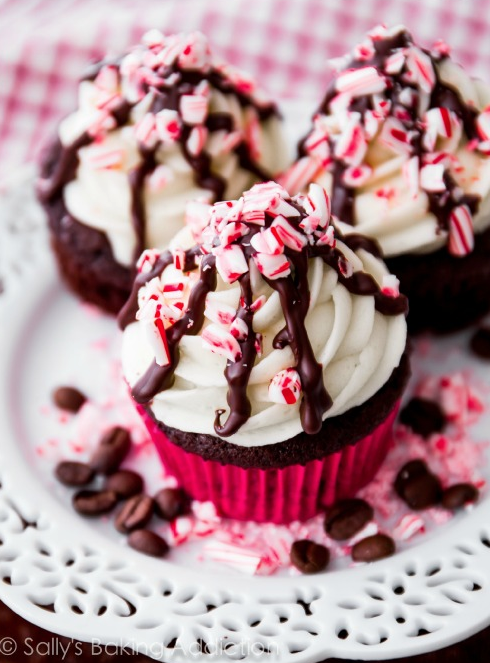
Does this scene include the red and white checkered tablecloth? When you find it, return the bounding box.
[2,0,490,181]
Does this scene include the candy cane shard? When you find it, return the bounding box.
[202,324,242,362]
[214,244,249,283]
[448,205,474,256]
[269,369,302,405]
[336,66,387,97]
[253,252,291,280]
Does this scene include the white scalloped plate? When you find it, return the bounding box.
[1,104,490,662]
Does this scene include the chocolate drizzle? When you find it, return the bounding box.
[300,28,483,235]
[37,38,279,265]
[120,191,408,437]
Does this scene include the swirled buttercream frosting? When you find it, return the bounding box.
[120,181,407,447]
[37,30,286,267]
[282,25,490,258]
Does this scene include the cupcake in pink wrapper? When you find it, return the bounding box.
[119,181,409,524]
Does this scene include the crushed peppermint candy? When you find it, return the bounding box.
[285,25,487,255]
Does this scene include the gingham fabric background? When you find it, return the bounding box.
[2,0,490,182]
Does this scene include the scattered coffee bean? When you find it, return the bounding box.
[73,489,118,516]
[324,499,373,541]
[290,540,330,574]
[90,427,131,475]
[442,483,479,510]
[352,534,395,562]
[154,487,190,520]
[128,529,169,558]
[399,397,446,438]
[394,459,430,498]
[395,460,442,510]
[402,473,442,510]
[104,470,144,499]
[53,386,87,413]
[55,461,95,487]
[115,495,154,534]
[470,327,490,359]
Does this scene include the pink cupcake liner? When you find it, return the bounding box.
[137,403,400,524]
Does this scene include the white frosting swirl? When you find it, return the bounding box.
[59,82,285,267]
[295,36,490,258]
[122,224,407,447]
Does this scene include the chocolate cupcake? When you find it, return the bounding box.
[120,181,409,523]
[37,30,287,314]
[282,25,490,333]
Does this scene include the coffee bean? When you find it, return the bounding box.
[115,495,154,534]
[104,470,144,499]
[394,459,429,498]
[154,488,190,520]
[470,327,490,359]
[90,427,131,475]
[53,386,87,413]
[402,473,442,510]
[73,490,118,516]
[55,461,95,487]
[290,540,330,574]
[442,483,479,510]
[128,529,169,558]
[399,397,446,438]
[395,460,442,510]
[352,534,395,562]
[324,499,373,541]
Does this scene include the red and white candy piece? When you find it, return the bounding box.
[173,248,186,271]
[336,66,386,97]
[305,183,331,228]
[138,299,171,367]
[253,253,291,280]
[448,205,474,256]
[180,94,209,125]
[86,109,116,137]
[384,49,406,75]
[269,368,302,405]
[342,164,372,188]
[402,156,420,199]
[134,113,158,148]
[316,226,336,247]
[136,249,161,274]
[250,227,284,256]
[476,107,490,142]
[219,222,250,247]
[304,126,330,163]
[204,298,236,326]
[202,324,242,362]
[187,125,208,156]
[94,65,119,92]
[393,514,425,541]
[250,295,267,312]
[278,157,319,195]
[405,46,436,94]
[353,38,375,62]
[178,32,211,71]
[381,274,400,298]
[230,317,249,341]
[214,244,249,284]
[334,116,367,166]
[203,542,264,575]
[155,109,181,143]
[338,255,354,278]
[271,215,307,251]
[364,109,382,140]
[419,164,446,192]
[380,117,414,156]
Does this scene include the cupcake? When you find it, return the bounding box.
[120,181,409,523]
[283,25,490,333]
[37,30,286,314]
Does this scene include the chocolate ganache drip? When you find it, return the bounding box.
[120,181,407,438]
[296,25,484,246]
[37,31,279,264]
